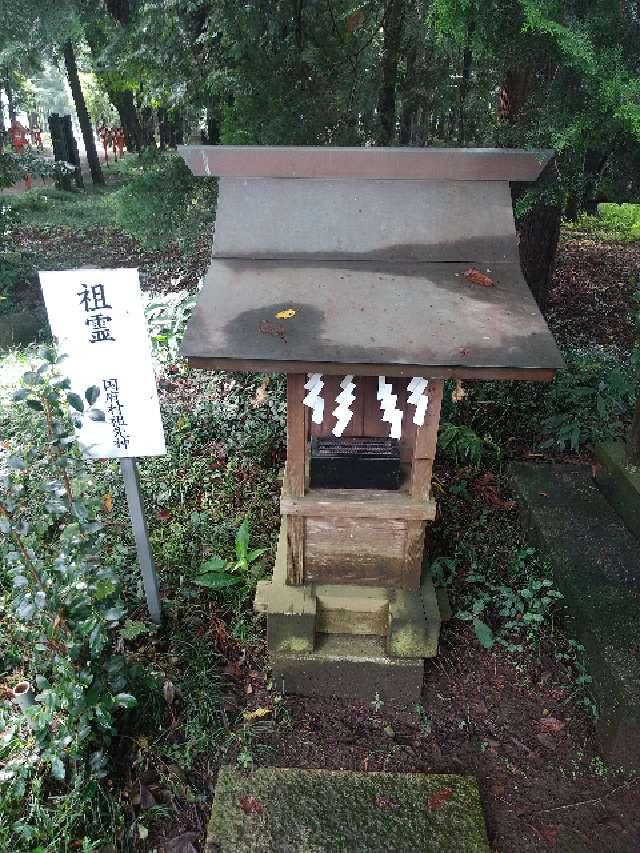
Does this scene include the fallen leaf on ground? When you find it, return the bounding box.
[163,680,176,705]
[540,826,559,845]
[239,794,264,815]
[463,267,495,287]
[102,493,113,513]
[451,380,467,402]
[427,787,454,810]
[251,376,270,408]
[536,716,566,733]
[243,707,272,722]
[472,473,516,510]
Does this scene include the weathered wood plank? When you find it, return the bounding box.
[286,373,307,498]
[282,488,436,521]
[410,379,444,500]
[304,517,421,589]
[405,521,426,583]
[286,515,305,585]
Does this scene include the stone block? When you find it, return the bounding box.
[315,584,390,636]
[272,633,424,702]
[594,441,640,540]
[207,766,490,853]
[511,462,640,770]
[387,574,440,659]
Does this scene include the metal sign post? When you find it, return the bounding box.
[120,457,162,625]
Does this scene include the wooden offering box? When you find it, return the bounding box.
[178,145,564,701]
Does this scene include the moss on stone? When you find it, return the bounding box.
[208,766,490,853]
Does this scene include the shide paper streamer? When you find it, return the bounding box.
[303,373,325,424]
[407,376,430,426]
[332,374,356,437]
[377,375,403,439]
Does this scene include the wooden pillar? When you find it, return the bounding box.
[410,379,444,501]
[285,374,307,585]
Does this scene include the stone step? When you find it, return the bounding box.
[511,462,640,769]
[271,633,425,701]
[207,766,490,853]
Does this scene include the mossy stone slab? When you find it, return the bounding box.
[208,766,490,853]
[594,441,640,540]
[511,462,640,769]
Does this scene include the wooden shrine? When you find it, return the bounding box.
[178,145,564,701]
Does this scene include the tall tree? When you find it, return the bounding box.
[62,40,104,184]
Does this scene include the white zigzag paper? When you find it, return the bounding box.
[408,376,430,426]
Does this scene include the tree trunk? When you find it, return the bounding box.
[62,41,104,185]
[4,73,16,121]
[376,0,405,146]
[512,166,562,313]
[582,149,609,215]
[627,394,640,466]
[113,89,143,152]
[158,107,168,151]
[458,18,475,145]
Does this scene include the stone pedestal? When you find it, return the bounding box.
[255,519,441,702]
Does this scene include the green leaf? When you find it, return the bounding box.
[121,619,151,640]
[200,556,226,572]
[50,756,65,781]
[85,385,101,405]
[88,408,106,422]
[26,398,44,411]
[11,388,28,401]
[247,547,267,564]
[235,516,250,561]
[195,573,242,589]
[473,619,494,649]
[67,392,84,413]
[115,692,137,709]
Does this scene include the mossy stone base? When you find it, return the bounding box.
[594,441,640,540]
[208,766,490,853]
[272,633,424,701]
[511,462,640,769]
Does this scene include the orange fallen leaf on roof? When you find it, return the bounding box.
[464,267,494,287]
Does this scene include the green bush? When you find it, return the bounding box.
[443,345,635,454]
[112,152,217,252]
[0,346,133,851]
[565,202,640,241]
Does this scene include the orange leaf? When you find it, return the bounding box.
[239,794,263,815]
[102,493,113,513]
[463,267,494,287]
[536,716,566,734]
[427,787,454,810]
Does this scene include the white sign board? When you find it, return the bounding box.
[39,268,166,459]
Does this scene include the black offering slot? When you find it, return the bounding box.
[310,436,401,490]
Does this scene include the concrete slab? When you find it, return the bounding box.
[511,463,640,768]
[208,766,490,853]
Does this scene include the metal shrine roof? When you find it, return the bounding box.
[178,146,563,380]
